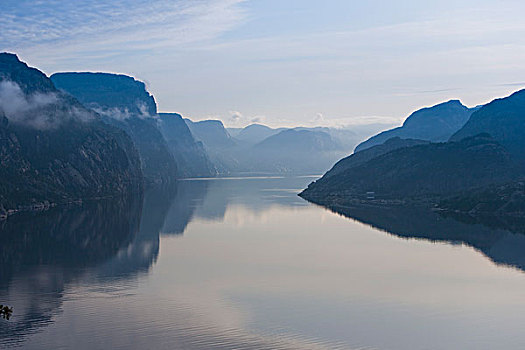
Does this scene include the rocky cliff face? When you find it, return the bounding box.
[51,72,177,184]
[0,53,143,213]
[158,113,217,178]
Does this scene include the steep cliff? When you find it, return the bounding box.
[0,53,143,213]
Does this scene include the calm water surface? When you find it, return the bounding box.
[2,176,525,349]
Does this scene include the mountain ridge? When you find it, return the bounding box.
[355,99,476,152]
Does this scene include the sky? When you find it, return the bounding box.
[2,0,525,128]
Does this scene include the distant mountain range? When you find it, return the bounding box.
[229,124,285,145]
[301,90,525,218]
[187,120,358,175]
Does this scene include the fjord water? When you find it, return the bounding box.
[2,177,525,349]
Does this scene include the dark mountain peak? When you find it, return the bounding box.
[0,52,20,60]
[0,52,56,95]
[450,89,525,162]
[159,111,183,118]
[1,55,102,129]
[401,99,468,127]
[51,72,157,116]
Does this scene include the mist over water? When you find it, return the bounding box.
[2,176,525,350]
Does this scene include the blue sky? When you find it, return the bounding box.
[3,0,525,128]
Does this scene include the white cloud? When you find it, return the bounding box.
[2,0,247,61]
[0,80,93,129]
[229,110,243,123]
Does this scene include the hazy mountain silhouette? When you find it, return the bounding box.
[246,129,346,174]
[51,72,177,183]
[184,119,237,149]
[254,129,340,152]
[183,119,239,174]
[233,123,284,145]
[355,100,476,152]
[229,124,363,152]
[158,113,217,178]
[0,54,143,212]
[185,119,351,175]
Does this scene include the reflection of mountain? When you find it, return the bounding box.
[162,177,312,234]
[0,194,143,288]
[0,177,314,347]
[0,178,216,346]
[95,184,177,280]
[161,180,209,235]
[0,194,142,346]
[182,177,312,224]
[323,203,525,272]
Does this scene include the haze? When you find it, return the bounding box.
[3,0,525,128]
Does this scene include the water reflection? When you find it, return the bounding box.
[0,177,315,349]
[323,204,525,272]
[0,194,142,346]
[3,176,525,349]
[161,177,309,234]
